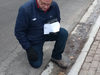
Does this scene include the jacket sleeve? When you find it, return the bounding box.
[14,6,31,50]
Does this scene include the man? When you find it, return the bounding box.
[15,0,68,68]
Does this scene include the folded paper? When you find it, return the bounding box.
[44,22,60,35]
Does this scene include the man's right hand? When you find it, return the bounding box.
[26,46,38,61]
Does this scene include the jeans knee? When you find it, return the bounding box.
[29,61,42,68]
[60,28,68,38]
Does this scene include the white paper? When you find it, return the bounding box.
[44,22,60,35]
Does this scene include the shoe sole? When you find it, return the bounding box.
[51,59,67,69]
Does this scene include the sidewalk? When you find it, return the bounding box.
[78,28,100,75]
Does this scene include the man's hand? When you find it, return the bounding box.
[26,46,38,61]
[49,32,58,36]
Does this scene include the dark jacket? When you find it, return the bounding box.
[15,0,61,50]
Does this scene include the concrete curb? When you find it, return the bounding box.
[68,1,100,75]
[68,16,100,75]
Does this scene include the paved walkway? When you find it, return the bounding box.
[78,28,100,75]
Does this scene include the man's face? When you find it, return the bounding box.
[38,0,52,11]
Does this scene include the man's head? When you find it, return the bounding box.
[38,0,52,11]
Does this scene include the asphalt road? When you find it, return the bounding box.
[0,0,94,75]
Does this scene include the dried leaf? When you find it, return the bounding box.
[86,30,88,32]
[78,37,81,40]
[58,72,65,75]
[70,56,74,59]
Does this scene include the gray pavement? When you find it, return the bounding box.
[0,0,95,75]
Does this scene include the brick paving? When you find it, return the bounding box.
[78,28,100,75]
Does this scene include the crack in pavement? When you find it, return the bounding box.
[0,44,22,74]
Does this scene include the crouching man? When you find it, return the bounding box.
[14,0,68,68]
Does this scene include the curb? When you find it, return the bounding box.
[68,0,100,75]
[68,15,100,75]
